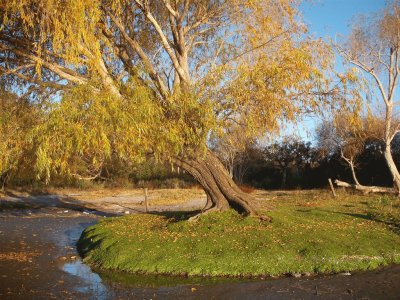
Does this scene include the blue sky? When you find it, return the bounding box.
[301,0,386,39]
[289,0,387,142]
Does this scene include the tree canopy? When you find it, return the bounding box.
[0,87,39,188]
[1,0,337,215]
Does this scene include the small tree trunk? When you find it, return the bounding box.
[144,188,149,213]
[281,167,287,189]
[173,150,261,217]
[340,151,360,186]
[235,163,248,185]
[349,160,360,186]
[0,171,9,191]
[328,178,337,197]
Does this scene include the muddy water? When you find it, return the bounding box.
[0,208,399,300]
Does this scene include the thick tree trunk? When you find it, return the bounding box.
[203,193,214,211]
[173,150,261,217]
[384,145,400,194]
[383,101,400,194]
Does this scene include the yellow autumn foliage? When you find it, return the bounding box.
[0,1,345,183]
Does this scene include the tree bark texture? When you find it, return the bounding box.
[381,99,400,194]
[173,150,260,216]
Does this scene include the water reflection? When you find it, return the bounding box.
[63,257,247,289]
[97,269,247,288]
[63,260,109,298]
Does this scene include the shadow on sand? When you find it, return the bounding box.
[0,192,119,217]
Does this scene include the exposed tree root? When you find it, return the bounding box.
[257,215,273,222]
[188,207,223,222]
[188,206,272,222]
[201,194,214,212]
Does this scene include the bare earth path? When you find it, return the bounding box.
[0,192,400,299]
[0,188,208,215]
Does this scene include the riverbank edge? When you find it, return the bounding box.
[77,210,400,279]
[75,251,400,280]
[77,245,400,281]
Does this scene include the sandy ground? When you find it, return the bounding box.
[0,188,207,216]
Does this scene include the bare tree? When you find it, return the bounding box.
[336,1,400,193]
[316,116,376,186]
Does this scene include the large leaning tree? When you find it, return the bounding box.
[335,1,400,194]
[0,0,333,216]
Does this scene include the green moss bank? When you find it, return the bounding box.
[78,195,400,278]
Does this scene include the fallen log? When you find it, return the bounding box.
[335,179,397,194]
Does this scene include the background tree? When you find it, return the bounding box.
[263,136,316,188]
[316,110,395,185]
[210,125,257,184]
[232,143,262,185]
[336,0,400,192]
[1,0,334,216]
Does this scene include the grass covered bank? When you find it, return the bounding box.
[78,191,400,277]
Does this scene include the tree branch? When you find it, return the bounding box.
[134,0,188,82]
[161,0,179,18]
[0,66,66,91]
[105,12,170,98]
[337,46,389,105]
[0,44,88,85]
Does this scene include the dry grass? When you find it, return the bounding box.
[3,186,400,219]
[1,187,206,203]
[239,185,256,193]
[145,189,205,205]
